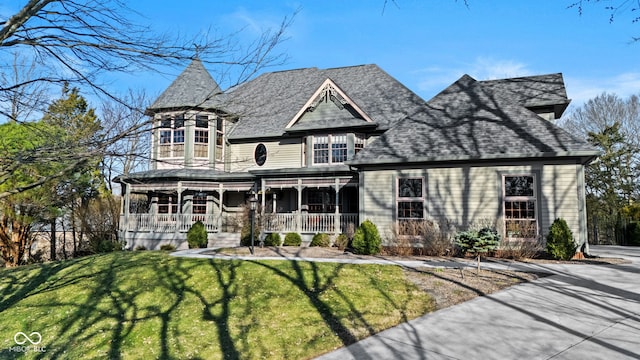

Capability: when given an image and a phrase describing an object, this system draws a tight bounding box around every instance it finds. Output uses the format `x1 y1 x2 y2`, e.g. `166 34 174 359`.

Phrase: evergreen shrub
546 218 577 260
352 220 381 255
283 232 302 246
264 233 282 247
187 221 208 248
310 233 331 247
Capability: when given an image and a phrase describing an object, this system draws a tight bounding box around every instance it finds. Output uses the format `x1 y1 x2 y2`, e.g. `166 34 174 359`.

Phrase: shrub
455 227 500 255
334 233 349 250
135 245 147 251
352 220 381 255
264 233 282 247
187 221 208 249
497 238 543 259
310 233 330 247
283 232 302 246
240 221 261 247
454 227 500 272
90 238 124 253
625 222 640 246
160 244 176 251
546 218 577 260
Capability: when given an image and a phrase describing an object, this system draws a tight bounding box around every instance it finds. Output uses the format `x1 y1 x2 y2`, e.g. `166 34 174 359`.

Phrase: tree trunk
0 213 32 267
50 217 56 261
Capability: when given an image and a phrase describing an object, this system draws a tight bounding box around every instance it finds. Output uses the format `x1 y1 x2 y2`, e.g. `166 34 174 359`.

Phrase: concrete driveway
316 246 640 360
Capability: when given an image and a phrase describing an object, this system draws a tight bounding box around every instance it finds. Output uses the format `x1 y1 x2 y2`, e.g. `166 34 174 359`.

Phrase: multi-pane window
194 116 209 158
313 136 330 164
158 115 185 158
503 175 537 239
158 194 178 214
331 134 348 163
312 134 348 164
397 177 425 235
354 134 366 156
215 118 224 161
193 194 207 214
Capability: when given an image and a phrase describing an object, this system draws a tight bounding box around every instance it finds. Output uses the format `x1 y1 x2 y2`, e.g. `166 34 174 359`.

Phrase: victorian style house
116 60 598 250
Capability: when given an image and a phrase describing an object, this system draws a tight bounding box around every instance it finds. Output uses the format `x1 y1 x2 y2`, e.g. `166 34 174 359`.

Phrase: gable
350 74 599 166
224 64 437 140
285 78 373 131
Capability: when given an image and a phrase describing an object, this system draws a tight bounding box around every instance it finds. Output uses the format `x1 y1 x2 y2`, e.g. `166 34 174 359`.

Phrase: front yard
0 250 540 359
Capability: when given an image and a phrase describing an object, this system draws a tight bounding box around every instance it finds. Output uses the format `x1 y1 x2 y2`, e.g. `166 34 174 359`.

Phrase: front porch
116 171 361 248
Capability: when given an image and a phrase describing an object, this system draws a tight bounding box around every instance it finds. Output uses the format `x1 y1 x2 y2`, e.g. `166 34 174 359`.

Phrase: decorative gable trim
285 78 373 129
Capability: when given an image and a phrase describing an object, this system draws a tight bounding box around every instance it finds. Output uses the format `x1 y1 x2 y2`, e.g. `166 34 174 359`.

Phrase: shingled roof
147 59 224 113
224 64 427 139
349 74 599 166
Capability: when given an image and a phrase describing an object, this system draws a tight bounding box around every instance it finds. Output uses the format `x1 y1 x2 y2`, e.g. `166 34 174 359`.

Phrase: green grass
0 251 434 359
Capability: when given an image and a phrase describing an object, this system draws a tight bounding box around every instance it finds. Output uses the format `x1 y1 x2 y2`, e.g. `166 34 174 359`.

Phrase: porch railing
120 212 358 235
263 213 358 234
121 214 219 233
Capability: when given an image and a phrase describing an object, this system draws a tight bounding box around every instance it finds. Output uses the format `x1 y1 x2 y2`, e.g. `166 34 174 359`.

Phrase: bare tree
561 92 640 243
100 89 151 193
569 1 640 40
0 0 292 199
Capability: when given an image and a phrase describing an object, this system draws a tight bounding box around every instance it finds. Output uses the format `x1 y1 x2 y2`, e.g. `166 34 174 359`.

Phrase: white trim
285 78 373 129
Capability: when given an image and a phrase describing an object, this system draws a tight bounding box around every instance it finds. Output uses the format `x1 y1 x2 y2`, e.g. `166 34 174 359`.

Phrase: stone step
208 232 241 249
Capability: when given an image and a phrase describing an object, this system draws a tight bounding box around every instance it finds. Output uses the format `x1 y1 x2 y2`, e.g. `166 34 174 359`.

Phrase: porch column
297 179 303 233
334 178 341 235
150 195 159 215
123 183 131 233
217 183 225 232
261 177 266 216
177 182 183 233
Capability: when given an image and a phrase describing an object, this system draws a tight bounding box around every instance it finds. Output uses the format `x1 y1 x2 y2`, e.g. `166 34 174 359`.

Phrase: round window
254 143 267 166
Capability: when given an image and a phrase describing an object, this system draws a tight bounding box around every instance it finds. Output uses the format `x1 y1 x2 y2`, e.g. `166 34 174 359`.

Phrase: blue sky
4 1 640 109
134 0 639 109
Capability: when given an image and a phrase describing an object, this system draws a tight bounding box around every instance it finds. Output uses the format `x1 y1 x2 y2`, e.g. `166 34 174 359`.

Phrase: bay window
158 115 185 158
194 116 209 158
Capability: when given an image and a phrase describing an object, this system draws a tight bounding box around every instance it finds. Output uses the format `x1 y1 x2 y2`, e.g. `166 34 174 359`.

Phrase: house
115 60 599 252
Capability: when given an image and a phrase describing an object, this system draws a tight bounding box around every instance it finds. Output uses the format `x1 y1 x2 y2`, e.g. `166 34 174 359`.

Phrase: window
307 190 336 213
313 136 329 164
312 134 348 165
397 177 424 235
503 175 537 239
158 194 178 214
194 116 209 158
331 134 348 163
158 115 185 158
215 118 224 161
354 134 366 156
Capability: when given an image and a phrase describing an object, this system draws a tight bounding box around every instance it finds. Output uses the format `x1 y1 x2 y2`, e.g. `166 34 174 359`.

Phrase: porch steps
208 232 241 249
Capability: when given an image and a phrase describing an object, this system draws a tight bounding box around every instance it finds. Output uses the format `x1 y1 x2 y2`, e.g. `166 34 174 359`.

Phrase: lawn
0 251 435 359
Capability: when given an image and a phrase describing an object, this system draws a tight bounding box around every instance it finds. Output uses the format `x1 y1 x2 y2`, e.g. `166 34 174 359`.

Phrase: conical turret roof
147 59 224 112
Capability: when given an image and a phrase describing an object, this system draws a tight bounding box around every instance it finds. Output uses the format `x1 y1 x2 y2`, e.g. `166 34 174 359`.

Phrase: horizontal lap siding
539 164 580 241
361 163 583 243
427 167 500 229
228 139 302 172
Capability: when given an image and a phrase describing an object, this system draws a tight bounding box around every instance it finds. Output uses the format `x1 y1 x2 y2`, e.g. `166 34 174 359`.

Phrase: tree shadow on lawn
0 253 426 360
